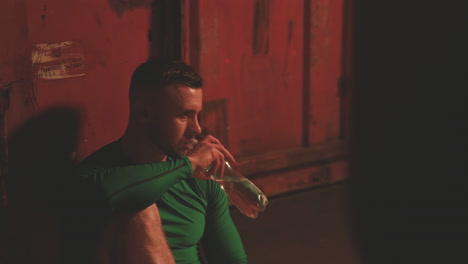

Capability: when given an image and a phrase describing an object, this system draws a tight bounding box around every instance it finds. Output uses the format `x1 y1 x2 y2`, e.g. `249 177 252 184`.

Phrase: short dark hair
129 57 203 96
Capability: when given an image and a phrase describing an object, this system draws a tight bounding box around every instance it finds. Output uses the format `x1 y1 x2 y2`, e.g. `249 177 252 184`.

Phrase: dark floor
230 182 361 264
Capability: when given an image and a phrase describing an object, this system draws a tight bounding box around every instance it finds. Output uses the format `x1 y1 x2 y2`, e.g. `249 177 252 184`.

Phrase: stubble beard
148 133 188 158
172 138 193 157
165 143 189 158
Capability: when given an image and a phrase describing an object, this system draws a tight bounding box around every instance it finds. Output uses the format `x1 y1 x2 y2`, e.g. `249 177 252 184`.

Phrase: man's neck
120 128 167 164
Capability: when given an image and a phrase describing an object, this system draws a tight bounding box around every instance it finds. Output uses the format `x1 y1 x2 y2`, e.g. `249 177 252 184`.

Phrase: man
68 58 247 264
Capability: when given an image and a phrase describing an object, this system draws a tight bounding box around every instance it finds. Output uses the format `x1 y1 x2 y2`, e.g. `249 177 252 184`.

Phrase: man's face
145 84 203 157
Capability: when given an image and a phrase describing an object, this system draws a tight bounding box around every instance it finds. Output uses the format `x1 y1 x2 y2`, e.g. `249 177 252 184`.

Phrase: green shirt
74 141 247 264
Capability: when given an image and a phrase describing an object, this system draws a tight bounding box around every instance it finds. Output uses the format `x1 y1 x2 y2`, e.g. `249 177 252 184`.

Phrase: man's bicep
202 183 248 264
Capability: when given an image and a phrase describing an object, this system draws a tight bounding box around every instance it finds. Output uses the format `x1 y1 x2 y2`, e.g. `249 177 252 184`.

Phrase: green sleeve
77 156 193 211
202 181 248 264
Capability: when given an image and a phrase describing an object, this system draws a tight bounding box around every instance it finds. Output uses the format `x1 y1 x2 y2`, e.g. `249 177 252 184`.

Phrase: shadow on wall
1 107 81 264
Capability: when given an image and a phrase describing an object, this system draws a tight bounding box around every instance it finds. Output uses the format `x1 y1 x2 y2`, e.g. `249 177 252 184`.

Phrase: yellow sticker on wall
32 41 85 80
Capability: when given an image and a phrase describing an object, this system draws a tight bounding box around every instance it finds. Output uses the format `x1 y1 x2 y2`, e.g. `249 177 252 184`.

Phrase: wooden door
182 0 353 196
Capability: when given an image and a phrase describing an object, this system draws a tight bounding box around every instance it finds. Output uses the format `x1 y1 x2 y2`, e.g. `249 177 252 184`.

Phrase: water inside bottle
192 142 270 219
214 175 268 219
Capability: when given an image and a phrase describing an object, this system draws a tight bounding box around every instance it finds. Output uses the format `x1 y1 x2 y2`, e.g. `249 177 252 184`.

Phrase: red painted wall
193 0 349 195
308 0 344 144
2 0 350 202
198 0 304 156
1 0 152 162
1 0 350 262
1 1 153 262
1 0 349 161
196 0 346 155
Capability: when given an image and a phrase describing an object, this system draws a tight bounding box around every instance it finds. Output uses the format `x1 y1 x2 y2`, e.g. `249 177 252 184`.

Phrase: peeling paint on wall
32 41 85 80
252 0 270 55
108 0 152 15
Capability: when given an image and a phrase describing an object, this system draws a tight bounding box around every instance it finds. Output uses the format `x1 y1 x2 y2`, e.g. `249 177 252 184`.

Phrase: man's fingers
187 139 236 180
214 144 236 164
199 135 236 163
226 151 236 164
203 134 221 145
206 154 220 179
218 154 225 179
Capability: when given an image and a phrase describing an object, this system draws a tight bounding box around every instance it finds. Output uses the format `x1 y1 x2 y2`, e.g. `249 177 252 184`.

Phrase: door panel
308 0 345 144
197 0 304 157
188 0 350 195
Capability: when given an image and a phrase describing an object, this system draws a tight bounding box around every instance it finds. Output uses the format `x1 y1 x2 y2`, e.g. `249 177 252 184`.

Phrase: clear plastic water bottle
210 162 269 219
188 138 268 219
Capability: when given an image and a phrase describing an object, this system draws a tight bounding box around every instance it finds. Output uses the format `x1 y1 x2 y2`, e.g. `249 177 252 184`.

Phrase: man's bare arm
97 204 175 264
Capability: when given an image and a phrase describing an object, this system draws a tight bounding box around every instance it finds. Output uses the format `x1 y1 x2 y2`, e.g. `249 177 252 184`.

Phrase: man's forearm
77 156 193 210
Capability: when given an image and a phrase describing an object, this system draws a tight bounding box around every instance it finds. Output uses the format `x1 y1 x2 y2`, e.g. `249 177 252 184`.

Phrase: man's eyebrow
181 109 198 114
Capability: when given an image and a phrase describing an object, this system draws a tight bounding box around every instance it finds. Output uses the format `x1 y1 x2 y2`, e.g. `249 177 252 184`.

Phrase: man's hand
186 135 236 180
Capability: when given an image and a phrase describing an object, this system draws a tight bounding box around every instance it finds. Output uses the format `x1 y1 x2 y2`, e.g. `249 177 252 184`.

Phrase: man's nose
189 117 202 136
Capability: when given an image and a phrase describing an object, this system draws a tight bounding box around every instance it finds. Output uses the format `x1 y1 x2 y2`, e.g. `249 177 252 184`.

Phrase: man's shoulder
186 177 225 200
79 140 129 168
